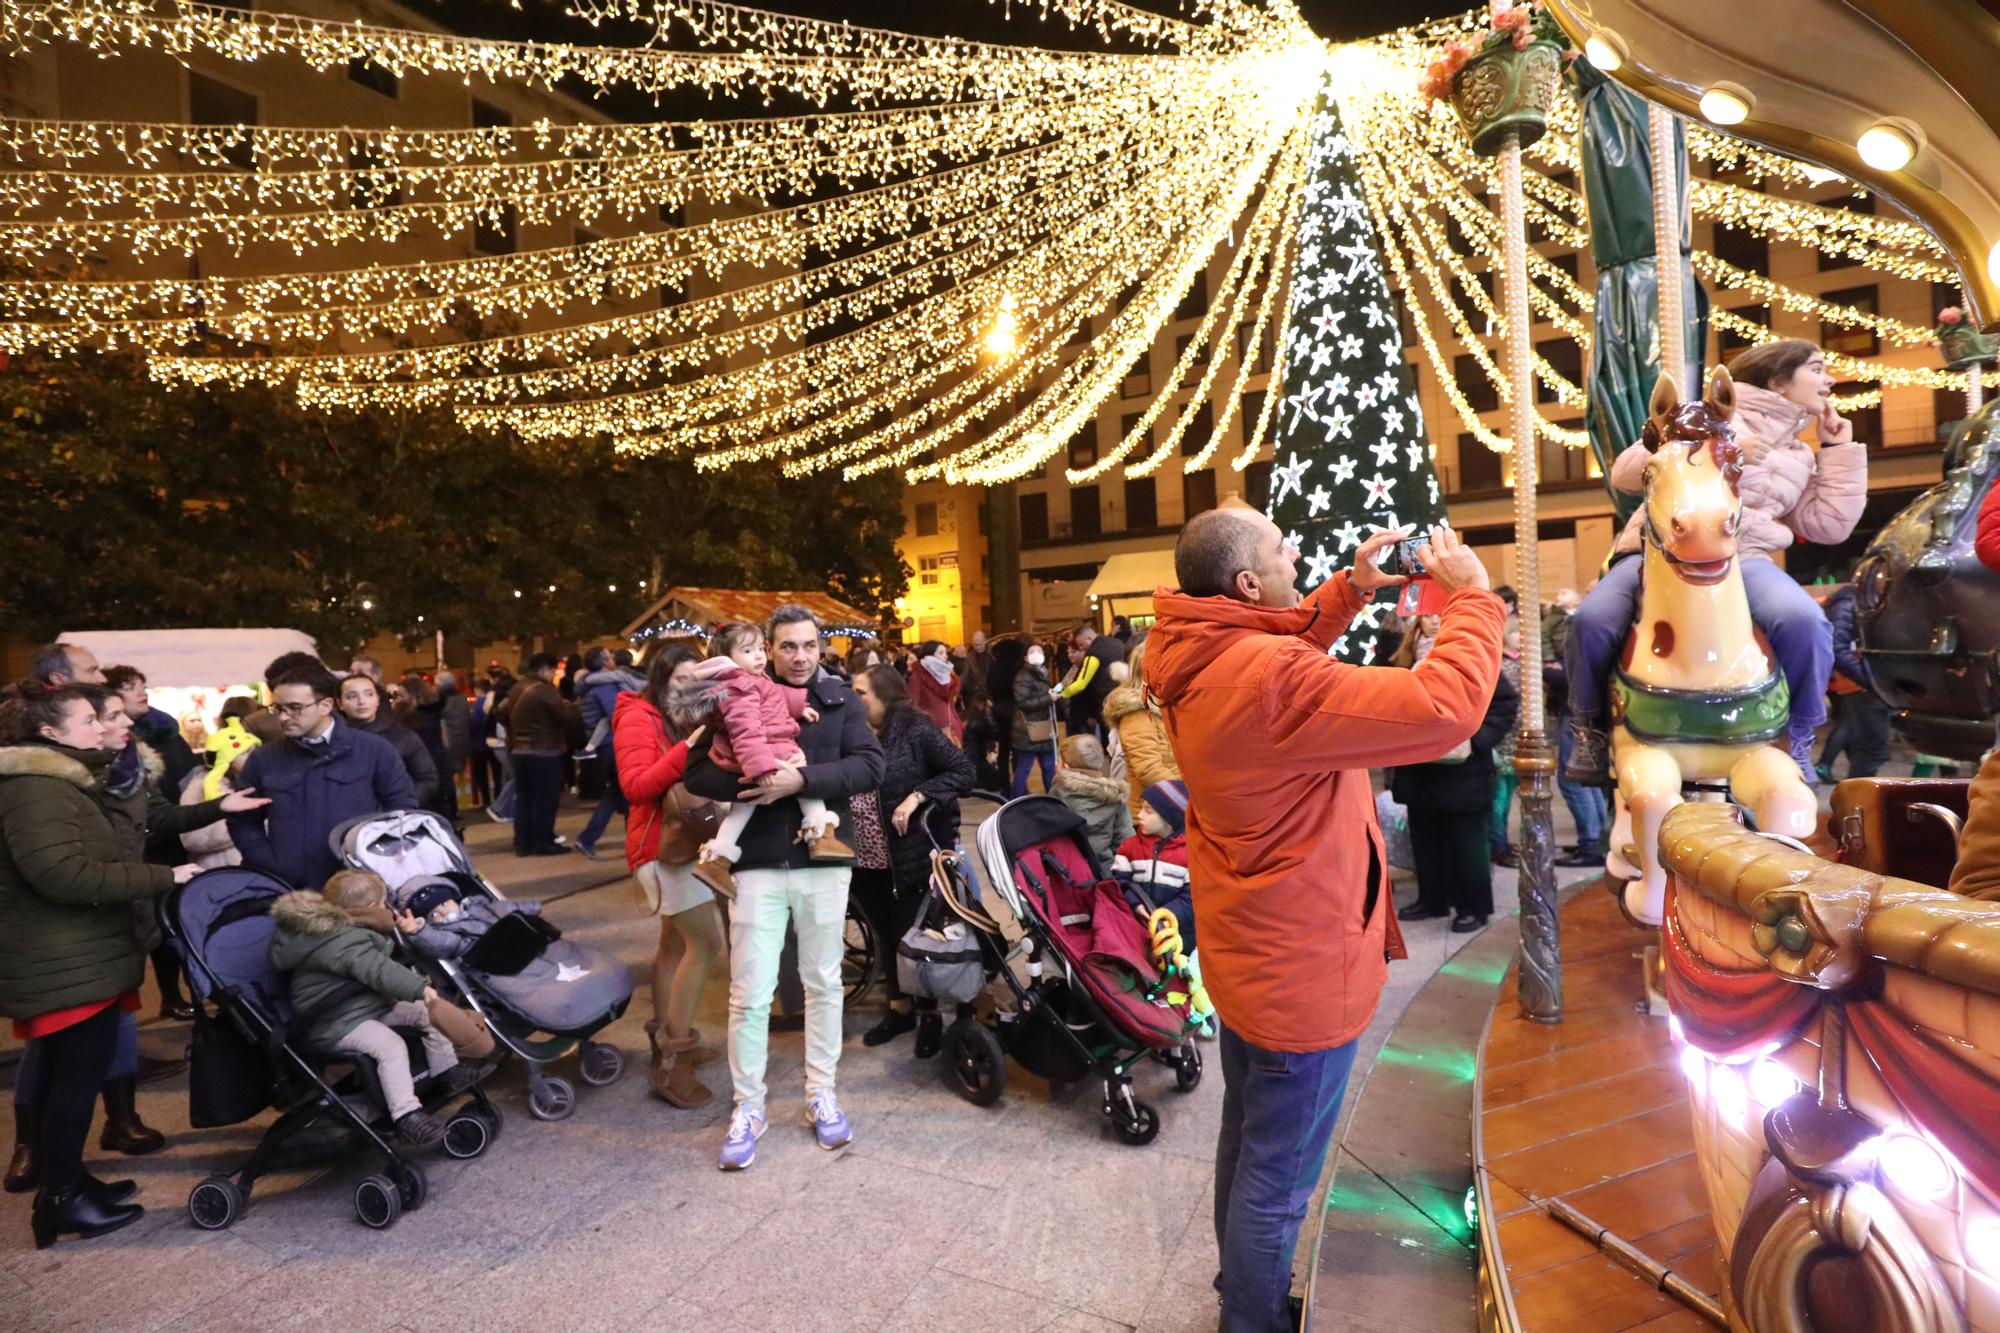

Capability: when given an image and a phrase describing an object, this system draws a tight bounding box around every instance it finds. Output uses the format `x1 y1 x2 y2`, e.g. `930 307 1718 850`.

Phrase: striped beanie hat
1141 778 1189 836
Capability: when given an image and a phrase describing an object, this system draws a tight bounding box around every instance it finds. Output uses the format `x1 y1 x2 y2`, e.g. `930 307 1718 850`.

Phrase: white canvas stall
54 629 318 690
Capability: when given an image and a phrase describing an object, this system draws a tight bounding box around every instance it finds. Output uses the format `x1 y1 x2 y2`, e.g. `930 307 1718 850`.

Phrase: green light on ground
1373 1041 1477 1083
1438 953 1511 986
1463 1185 1478 1234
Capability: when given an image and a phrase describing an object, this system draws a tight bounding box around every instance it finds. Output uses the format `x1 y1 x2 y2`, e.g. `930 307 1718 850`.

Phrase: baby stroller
334 810 632 1121
918 795 1203 1145
166 866 501 1231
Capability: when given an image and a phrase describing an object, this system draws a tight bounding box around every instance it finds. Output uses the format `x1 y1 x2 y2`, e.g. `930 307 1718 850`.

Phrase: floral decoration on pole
1419 2 1572 157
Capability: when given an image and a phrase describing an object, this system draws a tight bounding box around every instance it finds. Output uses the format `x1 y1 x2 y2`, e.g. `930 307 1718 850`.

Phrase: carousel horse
1605 367 1819 925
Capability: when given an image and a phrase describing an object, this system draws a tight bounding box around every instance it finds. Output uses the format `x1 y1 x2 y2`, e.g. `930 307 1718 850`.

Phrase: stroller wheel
528 1075 577 1121
354 1174 402 1229
394 1161 428 1212
579 1042 624 1087
444 1112 493 1160
1110 1099 1161 1147
944 1020 1007 1107
1175 1043 1203 1094
481 1099 505 1139
188 1176 244 1231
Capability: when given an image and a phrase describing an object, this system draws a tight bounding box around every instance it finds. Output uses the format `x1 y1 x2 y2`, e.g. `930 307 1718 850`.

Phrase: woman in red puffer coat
613 645 721 1110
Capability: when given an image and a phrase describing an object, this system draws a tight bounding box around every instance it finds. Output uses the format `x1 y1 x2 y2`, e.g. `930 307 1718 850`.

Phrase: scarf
918 656 953 686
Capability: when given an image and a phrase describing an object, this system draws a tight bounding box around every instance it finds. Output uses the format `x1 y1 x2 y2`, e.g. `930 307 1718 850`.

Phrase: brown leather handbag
656 782 724 867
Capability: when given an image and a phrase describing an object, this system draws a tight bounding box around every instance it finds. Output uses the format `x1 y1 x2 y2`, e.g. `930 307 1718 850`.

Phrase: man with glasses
227 666 415 890
681 604 883 1170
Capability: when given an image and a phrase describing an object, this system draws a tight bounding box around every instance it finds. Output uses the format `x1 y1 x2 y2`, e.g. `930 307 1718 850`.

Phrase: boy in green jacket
269 869 478 1146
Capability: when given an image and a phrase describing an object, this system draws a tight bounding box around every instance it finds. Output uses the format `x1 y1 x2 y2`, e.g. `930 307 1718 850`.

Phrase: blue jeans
1556 722 1608 848
1565 554 1831 738
1214 1026 1358 1332
577 750 626 851
1010 748 1054 798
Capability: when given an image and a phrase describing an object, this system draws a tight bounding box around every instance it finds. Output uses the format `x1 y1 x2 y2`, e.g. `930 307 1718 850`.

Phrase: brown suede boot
690 853 737 901
804 828 854 863
646 1030 714 1109
5 1104 38 1194
682 1026 723 1067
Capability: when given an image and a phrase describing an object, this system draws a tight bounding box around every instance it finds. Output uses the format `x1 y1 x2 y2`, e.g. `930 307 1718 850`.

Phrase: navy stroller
166 867 500 1231
334 810 632 1120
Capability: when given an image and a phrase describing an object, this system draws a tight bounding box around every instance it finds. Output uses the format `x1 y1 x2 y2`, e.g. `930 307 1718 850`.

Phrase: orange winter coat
1145 573 1505 1052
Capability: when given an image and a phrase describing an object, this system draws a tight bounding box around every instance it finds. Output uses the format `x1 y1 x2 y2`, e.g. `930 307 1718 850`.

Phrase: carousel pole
1969 363 1986 419
1649 104 1689 399
1497 128 1562 1023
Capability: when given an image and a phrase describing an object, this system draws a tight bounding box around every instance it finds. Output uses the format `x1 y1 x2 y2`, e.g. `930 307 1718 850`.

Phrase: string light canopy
0 1 1977 484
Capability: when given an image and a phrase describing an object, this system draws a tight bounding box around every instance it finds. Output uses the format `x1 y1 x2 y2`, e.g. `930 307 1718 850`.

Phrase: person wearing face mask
0 682 205 1247
1146 508 1502 1333
905 640 963 744
1009 641 1059 796
1565 340 1866 787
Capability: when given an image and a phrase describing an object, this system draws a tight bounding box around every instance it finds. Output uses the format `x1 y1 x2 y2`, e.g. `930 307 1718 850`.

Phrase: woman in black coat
1390 619 1520 934
849 664 976 1058
337 674 438 809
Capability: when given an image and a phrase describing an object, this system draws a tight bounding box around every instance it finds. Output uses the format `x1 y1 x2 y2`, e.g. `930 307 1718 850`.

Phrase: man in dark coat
1818 583 1891 781
1057 624 1126 743
227 666 415 890
682 604 884 1169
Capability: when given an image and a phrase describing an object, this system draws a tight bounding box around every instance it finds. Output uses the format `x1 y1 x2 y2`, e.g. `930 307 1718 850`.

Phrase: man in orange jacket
1147 505 1504 1332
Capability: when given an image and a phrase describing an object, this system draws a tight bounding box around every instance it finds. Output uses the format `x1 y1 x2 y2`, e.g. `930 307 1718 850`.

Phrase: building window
1535 337 1581 406
1455 432 1504 493
1245 459 1273 511
1176 270 1207 322
1124 476 1158 530
1933 386 1965 443
1240 391 1266 449
1821 285 1880 358
1071 485 1102 538
1019 492 1050 543
1816 195 1874 272
1122 367 1151 399
1709 223 1767 276
472 101 517 254
348 146 402 209
1239 322 1273 374
1831 382 1881 447
347 58 398 98
1182 468 1217 518
189 74 257 170
1718 303 1770 358
1548 250 1580 282
1068 426 1098 470
1120 412 1146 454
919 556 942 586
1180 400 1212 454
1933 282 1966 319
1454 353 1498 413
915 501 938 537
1175 334 1200 386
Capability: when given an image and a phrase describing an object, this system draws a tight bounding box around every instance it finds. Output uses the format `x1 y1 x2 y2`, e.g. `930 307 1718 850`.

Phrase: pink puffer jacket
673 658 807 782
1608 382 1867 560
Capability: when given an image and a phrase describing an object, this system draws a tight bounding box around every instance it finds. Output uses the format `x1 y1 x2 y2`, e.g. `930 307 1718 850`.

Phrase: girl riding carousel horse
1564 339 1867 788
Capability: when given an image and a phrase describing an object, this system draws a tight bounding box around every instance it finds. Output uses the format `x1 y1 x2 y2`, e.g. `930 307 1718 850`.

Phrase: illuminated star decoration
1262 81 1446 665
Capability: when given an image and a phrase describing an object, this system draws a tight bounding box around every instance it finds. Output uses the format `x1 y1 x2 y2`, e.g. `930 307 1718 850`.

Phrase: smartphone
1377 537 1429 578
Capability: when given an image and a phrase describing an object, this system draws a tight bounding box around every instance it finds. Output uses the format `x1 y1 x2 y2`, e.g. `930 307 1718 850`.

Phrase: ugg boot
681 1026 723 1067
691 851 738 901
645 1023 714 1108
804 827 855 863
5 1103 38 1194
98 1078 166 1156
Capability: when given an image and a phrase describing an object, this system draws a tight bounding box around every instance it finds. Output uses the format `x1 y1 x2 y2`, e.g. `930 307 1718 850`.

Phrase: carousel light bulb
1709 1062 1746 1123
1698 84 1753 127
1879 1133 1953 1200
1856 122 1918 172
1678 1044 1707 1090
1748 1057 1798 1109
1582 31 1625 73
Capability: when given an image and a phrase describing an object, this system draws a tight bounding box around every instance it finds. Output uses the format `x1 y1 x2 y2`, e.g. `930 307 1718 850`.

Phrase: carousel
1435 3 2000 1331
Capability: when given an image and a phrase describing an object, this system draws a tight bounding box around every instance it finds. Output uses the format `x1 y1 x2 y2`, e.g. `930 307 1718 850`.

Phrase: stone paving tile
935 1149 1209 1328
878 1271 1121 1333
673 1152 992 1333
7 1221 280 1333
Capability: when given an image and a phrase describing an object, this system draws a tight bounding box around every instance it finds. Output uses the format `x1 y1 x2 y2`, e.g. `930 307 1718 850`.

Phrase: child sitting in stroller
270 869 486 1147
1111 779 1194 951
673 621 853 898
394 879 542 959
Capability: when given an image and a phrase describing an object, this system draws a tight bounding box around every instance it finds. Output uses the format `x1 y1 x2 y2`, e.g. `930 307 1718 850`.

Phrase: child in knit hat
1111 778 1193 952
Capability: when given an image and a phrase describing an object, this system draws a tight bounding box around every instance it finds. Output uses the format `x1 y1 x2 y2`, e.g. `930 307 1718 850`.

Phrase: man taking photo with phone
1145 503 1505 1332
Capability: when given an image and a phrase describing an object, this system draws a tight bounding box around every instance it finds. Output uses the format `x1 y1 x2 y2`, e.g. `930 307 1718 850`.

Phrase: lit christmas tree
1267 86 1447 664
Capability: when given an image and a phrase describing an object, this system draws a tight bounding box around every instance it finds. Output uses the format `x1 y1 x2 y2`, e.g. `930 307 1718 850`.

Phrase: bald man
1146 505 1504 1332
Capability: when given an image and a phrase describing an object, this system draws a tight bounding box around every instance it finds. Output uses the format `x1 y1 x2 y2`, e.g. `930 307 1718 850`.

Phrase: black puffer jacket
358 715 439 808
1391 671 1520 813
0 743 172 1020
870 708 977 895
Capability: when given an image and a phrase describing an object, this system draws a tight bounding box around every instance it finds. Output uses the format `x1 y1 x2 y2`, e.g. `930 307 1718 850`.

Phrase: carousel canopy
618 588 878 642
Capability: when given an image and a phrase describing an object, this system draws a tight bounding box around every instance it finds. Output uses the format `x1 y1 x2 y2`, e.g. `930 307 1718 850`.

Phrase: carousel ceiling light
1856 121 1920 173
1697 84 1754 127
1581 30 1625 73
1879 1133 1953 1200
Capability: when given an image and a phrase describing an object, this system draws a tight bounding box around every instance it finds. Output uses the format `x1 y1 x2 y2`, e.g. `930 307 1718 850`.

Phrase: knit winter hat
405 880 461 919
1140 779 1189 836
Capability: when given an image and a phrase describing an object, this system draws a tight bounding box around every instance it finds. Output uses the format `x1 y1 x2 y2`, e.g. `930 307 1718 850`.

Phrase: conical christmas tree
1266 86 1447 664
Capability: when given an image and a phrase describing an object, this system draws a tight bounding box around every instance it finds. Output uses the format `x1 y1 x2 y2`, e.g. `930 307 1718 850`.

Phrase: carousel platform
1473 888 1724 1332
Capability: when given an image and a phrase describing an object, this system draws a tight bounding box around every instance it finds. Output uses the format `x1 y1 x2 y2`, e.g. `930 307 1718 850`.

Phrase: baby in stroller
395 878 543 959
672 620 853 898
269 869 487 1148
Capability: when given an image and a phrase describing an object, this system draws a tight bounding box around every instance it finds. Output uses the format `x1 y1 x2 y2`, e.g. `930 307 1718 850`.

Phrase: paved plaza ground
0 791 1607 1332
